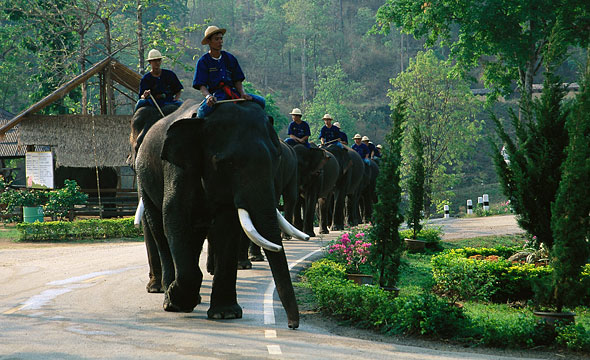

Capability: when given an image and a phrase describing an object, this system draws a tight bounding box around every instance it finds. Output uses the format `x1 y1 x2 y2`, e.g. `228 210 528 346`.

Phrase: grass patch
443 234 527 249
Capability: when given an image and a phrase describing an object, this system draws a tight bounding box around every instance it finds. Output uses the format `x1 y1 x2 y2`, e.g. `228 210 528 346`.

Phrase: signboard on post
25 151 54 189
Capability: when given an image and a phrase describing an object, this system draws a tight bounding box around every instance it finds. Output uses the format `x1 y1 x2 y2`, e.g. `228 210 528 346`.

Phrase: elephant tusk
237 208 283 252
276 209 310 241
134 197 144 228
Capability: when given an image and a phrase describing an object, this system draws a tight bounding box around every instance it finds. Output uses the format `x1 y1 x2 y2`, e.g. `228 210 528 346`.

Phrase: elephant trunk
251 208 300 329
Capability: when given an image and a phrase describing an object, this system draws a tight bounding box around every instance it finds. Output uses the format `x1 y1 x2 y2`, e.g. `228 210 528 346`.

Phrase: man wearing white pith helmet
319 114 341 147
192 26 265 118
333 121 348 145
362 135 377 159
352 134 370 164
285 108 311 147
135 49 184 112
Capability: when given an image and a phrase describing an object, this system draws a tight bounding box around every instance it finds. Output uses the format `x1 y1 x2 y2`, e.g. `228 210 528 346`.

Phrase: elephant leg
331 188 346 230
318 197 330 234
293 196 304 230
208 207 242 320
248 240 264 262
143 219 164 293
141 196 175 291
161 184 206 313
238 233 253 269
264 248 300 329
303 194 317 237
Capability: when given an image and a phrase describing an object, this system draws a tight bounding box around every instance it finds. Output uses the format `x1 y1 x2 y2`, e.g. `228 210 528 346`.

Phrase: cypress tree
490 72 570 249
550 59 590 312
406 125 425 239
370 101 405 288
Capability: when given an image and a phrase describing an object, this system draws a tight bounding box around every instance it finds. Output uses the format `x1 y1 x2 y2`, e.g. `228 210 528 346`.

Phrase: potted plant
404 125 426 251
328 230 373 285
368 102 405 294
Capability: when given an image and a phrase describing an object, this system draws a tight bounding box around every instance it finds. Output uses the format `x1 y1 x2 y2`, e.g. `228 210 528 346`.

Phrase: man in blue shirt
362 136 377 159
319 114 341 146
135 49 183 112
352 134 370 165
285 108 311 147
192 26 265 118
333 121 348 145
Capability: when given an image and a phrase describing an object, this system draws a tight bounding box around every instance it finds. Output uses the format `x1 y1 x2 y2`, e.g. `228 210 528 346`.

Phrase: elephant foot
163 281 201 313
288 318 300 329
237 259 252 270
319 228 329 235
249 253 265 262
305 230 316 238
282 233 292 241
331 224 344 231
146 277 164 293
207 303 243 320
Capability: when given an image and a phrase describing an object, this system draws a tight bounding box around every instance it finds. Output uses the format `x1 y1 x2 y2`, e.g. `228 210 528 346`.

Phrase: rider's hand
142 90 151 99
241 93 252 101
206 94 217 106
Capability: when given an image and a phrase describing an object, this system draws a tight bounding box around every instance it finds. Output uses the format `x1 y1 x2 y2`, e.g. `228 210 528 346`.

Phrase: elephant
322 143 364 230
291 144 340 236
135 98 302 328
237 140 303 268
129 104 180 167
358 159 379 224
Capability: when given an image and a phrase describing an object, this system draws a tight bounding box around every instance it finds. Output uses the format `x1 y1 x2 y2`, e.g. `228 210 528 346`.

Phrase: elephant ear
161 116 203 169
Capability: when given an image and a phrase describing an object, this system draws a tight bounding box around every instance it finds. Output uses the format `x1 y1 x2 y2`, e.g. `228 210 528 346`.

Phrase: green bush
16 217 142 241
301 256 590 352
431 248 590 303
44 179 88 220
399 227 442 244
303 259 467 338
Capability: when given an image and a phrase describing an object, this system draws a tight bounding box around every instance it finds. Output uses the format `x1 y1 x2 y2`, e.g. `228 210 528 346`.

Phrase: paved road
1 216 536 359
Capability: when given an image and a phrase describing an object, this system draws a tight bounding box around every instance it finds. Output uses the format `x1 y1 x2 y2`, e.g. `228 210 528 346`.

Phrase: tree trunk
79 32 87 115
102 17 115 115
301 36 307 104
137 0 145 75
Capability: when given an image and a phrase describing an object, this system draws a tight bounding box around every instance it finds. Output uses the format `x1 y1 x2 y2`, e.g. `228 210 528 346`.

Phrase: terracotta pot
404 238 426 251
533 311 576 325
347 273 374 286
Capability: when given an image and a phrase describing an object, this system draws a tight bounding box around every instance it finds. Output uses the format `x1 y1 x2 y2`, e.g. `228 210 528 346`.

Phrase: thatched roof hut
0 57 140 168
18 115 131 168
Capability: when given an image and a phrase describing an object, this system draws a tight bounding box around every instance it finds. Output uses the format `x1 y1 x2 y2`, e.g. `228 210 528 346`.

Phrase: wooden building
0 57 142 215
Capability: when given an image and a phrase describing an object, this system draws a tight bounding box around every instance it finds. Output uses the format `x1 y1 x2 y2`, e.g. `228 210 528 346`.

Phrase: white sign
25 151 54 189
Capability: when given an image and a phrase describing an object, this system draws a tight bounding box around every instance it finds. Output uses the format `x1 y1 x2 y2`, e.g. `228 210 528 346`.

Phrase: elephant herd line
129 99 379 328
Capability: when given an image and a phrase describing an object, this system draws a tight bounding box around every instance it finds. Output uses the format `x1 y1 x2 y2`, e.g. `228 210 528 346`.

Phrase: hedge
302 258 590 352
431 247 590 303
16 217 142 241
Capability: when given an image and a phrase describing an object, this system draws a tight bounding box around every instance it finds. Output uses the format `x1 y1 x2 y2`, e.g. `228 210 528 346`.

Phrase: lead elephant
136 99 301 328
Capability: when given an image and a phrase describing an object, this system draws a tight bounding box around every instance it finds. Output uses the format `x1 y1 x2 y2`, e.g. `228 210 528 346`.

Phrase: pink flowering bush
328 228 372 273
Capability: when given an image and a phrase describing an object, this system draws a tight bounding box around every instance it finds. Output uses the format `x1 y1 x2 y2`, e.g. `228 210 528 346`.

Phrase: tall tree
304 63 364 140
374 0 590 103
389 50 482 214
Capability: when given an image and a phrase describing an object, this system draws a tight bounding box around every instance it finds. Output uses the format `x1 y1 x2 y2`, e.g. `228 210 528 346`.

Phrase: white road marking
265 330 277 338
5 266 142 314
263 248 323 325
267 345 282 355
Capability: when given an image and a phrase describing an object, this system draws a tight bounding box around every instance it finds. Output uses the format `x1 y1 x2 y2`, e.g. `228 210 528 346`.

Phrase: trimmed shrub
16 217 142 241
